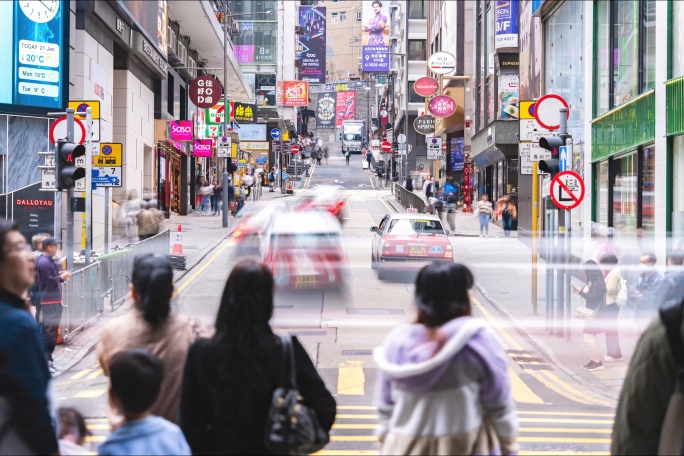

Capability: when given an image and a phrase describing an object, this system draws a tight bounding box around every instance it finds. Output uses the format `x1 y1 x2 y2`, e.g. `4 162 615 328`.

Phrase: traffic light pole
555 107 569 339
564 137 573 342
65 108 75 272
85 108 92 266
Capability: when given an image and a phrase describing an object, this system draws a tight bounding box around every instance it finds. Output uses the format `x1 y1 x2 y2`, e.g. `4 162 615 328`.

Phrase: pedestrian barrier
393 183 426 213
61 229 171 342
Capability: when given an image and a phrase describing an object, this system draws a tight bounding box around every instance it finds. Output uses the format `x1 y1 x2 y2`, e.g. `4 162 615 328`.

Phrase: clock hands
39 0 54 13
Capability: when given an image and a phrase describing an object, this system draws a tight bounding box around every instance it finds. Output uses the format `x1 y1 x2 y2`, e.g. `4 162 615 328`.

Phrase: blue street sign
559 145 568 172
271 128 281 139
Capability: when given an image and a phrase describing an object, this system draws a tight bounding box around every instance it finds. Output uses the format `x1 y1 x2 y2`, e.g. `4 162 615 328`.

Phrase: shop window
673 136 684 238
612 152 638 236
507 159 518 194
408 40 426 61
408 82 423 103
597 160 610 227
641 146 655 233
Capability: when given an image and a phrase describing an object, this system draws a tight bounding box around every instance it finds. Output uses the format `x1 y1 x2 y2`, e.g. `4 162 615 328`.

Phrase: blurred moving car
295 185 348 224
261 211 346 289
230 202 290 254
371 213 453 279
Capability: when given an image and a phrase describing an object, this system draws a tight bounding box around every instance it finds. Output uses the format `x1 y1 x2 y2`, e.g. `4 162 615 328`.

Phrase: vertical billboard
335 91 357 127
499 74 519 120
495 0 519 49
0 0 69 111
119 0 168 55
361 1 390 72
298 6 326 83
316 92 337 128
449 137 465 172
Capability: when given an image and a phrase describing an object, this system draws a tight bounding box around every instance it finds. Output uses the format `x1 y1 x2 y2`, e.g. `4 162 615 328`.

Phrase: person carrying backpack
345 150 351 165
268 168 276 192
612 297 684 455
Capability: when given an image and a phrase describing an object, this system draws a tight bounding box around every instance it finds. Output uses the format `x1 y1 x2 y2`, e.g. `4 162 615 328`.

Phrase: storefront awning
472 147 505 168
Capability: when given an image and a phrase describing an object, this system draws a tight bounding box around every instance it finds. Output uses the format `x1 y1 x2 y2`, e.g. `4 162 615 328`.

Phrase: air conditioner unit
167 28 177 54
187 57 196 77
177 42 188 65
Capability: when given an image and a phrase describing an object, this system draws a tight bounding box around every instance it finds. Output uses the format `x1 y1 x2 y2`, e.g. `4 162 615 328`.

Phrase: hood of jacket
374 316 491 393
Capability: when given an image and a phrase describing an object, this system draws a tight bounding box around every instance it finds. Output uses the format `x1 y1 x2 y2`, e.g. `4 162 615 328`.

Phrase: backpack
268 172 275 182
616 277 629 307
657 300 684 455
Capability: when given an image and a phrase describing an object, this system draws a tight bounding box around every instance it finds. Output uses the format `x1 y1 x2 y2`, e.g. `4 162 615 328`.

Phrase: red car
294 185 348 224
371 213 453 279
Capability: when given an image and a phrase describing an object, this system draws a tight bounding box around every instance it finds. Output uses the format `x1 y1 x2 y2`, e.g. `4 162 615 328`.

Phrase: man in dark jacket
0 221 59 455
631 253 663 326
36 237 69 372
652 251 684 308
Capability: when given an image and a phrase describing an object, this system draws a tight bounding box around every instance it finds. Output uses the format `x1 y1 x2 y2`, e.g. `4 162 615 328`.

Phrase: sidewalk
391 192 629 402
53 188 290 375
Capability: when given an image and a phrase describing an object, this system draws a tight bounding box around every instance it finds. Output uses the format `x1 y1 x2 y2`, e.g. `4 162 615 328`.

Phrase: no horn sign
549 171 585 210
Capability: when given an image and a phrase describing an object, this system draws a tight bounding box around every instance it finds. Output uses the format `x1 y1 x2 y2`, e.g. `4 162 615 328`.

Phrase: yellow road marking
330 436 376 442
92 361 100 368
73 389 108 399
471 296 519 350
518 436 611 444
519 410 614 417
174 240 232 295
519 417 613 425
538 370 614 407
86 424 110 430
304 162 316 189
85 369 103 380
520 427 611 434
337 405 377 410
521 453 608 456
336 414 378 419
85 436 106 443
333 424 377 430
509 367 545 404
369 176 376 190
70 369 92 380
378 196 395 214
85 418 108 422
337 361 365 395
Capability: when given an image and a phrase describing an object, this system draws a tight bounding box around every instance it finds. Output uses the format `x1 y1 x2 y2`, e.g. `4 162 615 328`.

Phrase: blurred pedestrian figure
147 200 164 233
630 252 663 329
211 180 222 216
374 263 518 455
305 155 312 177
423 176 435 199
136 202 153 241
404 175 414 192
652 251 684 306
446 192 457 233
98 254 205 429
199 178 214 215
572 260 608 372
58 407 90 455
476 194 493 238
37 237 70 373
345 149 351 165
599 252 623 362
98 349 191 456
268 167 276 192
497 196 517 238
366 147 373 172
316 147 323 165
0 221 58 455
28 232 49 321
434 192 446 225
123 190 141 242
324 146 329 164
180 260 336 454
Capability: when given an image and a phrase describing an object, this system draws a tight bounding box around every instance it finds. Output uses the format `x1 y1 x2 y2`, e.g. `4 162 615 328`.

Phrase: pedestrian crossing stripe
314 452 608 456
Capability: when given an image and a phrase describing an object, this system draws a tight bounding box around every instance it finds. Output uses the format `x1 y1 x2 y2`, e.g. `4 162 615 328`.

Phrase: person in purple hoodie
374 263 518 455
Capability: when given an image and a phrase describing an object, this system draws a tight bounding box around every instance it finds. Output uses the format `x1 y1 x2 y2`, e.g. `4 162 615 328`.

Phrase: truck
341 120 365 154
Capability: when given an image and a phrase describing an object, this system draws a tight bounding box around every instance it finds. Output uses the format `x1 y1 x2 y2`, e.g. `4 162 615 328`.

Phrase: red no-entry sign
550 171 585 210
292 144 299 154
381 141 392 152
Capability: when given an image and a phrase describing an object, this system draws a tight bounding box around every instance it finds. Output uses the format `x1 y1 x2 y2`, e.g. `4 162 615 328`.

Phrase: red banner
335 91 357 127
282 81 309 106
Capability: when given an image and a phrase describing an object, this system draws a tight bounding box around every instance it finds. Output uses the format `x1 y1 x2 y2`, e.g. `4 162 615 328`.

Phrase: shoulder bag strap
285 336 298 389
660 300 684 380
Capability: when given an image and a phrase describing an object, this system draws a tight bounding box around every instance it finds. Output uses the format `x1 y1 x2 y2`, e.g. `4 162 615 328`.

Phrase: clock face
20 0 59 24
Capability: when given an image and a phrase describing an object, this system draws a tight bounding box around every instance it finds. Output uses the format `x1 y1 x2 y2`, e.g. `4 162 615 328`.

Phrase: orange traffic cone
172 225 184 254
56 324 64 345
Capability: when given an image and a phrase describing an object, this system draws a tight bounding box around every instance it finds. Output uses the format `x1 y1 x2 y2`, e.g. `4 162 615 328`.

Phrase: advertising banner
316 92 337 129
362 1 390 72
0 1 68 110
168 120 193 141
120 0 168 55
238 124 267 141
449 137 465 172
335 91 357 128
297 6 326 83
193 139 212 157
11 183 54 244
282 81 309 106
234 45 255 63
233 102 256 123
206 100 231 125
498 74 519 120
495 0 519 49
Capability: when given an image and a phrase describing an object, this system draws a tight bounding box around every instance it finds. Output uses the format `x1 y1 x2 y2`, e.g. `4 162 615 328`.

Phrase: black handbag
264 336 329 455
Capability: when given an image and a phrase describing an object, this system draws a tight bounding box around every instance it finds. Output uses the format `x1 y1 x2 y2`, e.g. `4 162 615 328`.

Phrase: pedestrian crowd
121 189 164 242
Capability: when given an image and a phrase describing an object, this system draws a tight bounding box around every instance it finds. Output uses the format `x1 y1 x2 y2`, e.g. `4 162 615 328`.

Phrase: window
409 0 426 19
331 13 338 24
356 11 362 22
408 82 423 103
673 137 684 238
612 152 638 235
594 0 656 116
408 40 426 60
340 12 346 23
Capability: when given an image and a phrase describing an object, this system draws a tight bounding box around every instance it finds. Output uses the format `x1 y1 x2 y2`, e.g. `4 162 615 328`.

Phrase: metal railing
62 229 171 341
393 183 426 213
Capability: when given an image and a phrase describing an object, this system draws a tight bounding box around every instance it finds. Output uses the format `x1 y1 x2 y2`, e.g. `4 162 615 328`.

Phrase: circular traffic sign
427 52 456 75
397 134 406 144
102 145 113 155
271 128 281 139
381 141 392 152
49 116 86 146
291 144 299 154
534 94 569 131
549 171 585 210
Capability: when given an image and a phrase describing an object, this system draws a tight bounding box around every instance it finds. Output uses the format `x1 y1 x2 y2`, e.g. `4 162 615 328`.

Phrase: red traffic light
539 136 564 159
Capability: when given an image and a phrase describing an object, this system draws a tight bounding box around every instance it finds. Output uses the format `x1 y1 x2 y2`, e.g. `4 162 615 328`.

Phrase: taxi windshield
386 219 444 236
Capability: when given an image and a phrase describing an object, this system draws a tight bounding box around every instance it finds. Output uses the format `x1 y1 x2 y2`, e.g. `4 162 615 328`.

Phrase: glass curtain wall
673 137 684 239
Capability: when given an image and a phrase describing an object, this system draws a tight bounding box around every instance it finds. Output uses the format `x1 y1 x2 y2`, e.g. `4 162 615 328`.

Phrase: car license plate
410 246 426 256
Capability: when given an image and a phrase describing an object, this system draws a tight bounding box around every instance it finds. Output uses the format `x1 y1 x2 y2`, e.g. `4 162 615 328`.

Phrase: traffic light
227 157 237 173
55 140 86 190
538 136 564 177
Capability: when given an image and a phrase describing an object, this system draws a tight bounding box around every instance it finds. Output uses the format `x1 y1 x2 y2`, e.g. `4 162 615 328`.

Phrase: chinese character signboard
282 81 309 106
189 75 223 109
297 6 326 83
233 102 256 123
495 0 519 50
335 91 357 128
428 95 457 118
362 1 390 72
316 92 337 129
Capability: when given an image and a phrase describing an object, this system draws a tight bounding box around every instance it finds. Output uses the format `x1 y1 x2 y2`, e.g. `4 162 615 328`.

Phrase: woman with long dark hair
572 260 608 372
374 263 518 455
179 260 336 455
97 253 205 429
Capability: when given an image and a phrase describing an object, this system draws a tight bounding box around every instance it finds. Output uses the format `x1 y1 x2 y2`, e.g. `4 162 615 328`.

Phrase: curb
474 282 620 403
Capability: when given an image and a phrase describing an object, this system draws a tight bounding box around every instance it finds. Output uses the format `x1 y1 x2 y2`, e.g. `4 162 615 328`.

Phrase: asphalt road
54 154 614 455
